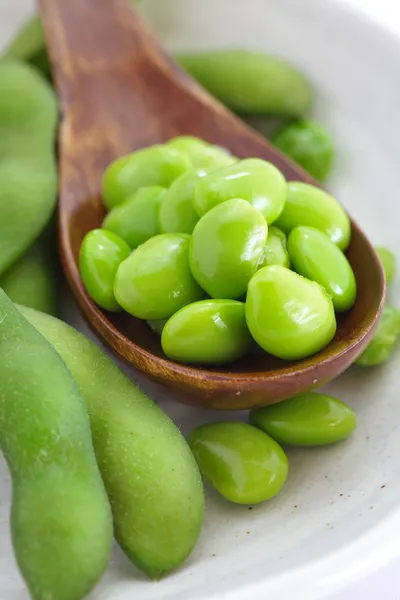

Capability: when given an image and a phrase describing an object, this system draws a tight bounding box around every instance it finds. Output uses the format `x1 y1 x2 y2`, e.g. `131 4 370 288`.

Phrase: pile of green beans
80 135 353 364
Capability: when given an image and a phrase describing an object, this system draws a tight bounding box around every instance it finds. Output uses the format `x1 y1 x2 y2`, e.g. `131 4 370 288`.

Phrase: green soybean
190 198 268 299
103 185 166 248
176 49 312 117
246 265 337 360
147 319 168 336
356 305 400 367
258 226 290 269
115 233 204 319
102 145 192 210
375 246 396 285
159 169 207 234
288 226 356 312
271 120 334 182
167 136 236 169
189 422 288 504
0 229 59 315
194 158 286 224
0 62 58 276
275 182 351 251
161 300 252 365
79 229 131 312
250 392 357 446
21 305 205 580
0 291 112 600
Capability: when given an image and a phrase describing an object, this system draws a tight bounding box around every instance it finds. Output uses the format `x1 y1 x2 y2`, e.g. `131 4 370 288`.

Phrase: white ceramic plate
1 0 400 598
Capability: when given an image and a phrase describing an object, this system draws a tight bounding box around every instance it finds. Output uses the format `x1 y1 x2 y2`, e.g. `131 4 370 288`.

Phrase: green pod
103 185 166 248
21 306 205 580
114 233 204 319
102 145 192 210
275 182 351 251
0 228 59 315
176 49 312 117
246 265 337 360
0 16 50 76
158 169 207 234
194 158 286 223
356 305 400 367
161 299 252 365
258 226 290 269
190 198 268 299
271 120 335 182
0 291 112 600
79 229 131 312
250 392 357 446
288 226 357 312
0 62 58 276
189 422 288 504
167 136 236 169
375 246 396 285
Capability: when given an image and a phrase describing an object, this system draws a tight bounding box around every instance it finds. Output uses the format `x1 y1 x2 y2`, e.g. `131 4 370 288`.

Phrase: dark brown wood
38 0 386 410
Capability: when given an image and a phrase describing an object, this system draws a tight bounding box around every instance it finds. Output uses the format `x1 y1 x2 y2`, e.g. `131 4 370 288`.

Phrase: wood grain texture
38 0 386 410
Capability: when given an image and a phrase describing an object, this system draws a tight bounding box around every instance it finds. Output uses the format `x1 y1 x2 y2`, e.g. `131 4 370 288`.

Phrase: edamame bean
0 291 112 600
158 169 207 234
161 300 252 365
194 158 286 223
190 199 268 299
375 246 396 285
21 305 205 579
147 319 167 336
189 422 288 504
79 229 130 312
0 62 58 276
258 226 290 269
250 392 357 446
176 49 312 117
167 136 236 169
275 182 351 251
114 233 204 319
102 145 192 210
288 226 356 312
103 186 165 248
0 229 59 315
271 120 334 182
246 265 337 360
356 305 400 367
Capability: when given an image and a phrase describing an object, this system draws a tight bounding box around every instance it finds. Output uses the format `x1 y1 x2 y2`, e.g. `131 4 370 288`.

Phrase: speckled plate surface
1 0 400 598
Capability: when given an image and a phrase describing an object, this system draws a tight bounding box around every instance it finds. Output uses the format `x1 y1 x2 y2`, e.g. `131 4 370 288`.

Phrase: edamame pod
21 306 205 579
356 305 400 367
0 229 59 315
0 62 58 276
275 182 351 251
176 49 312 117
0 291 112 600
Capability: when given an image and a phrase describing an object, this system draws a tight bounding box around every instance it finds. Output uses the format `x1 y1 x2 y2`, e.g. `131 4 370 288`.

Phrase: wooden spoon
38 0 385 410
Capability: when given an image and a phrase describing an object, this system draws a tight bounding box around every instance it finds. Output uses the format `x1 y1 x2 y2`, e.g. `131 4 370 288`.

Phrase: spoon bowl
38 0 385 410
